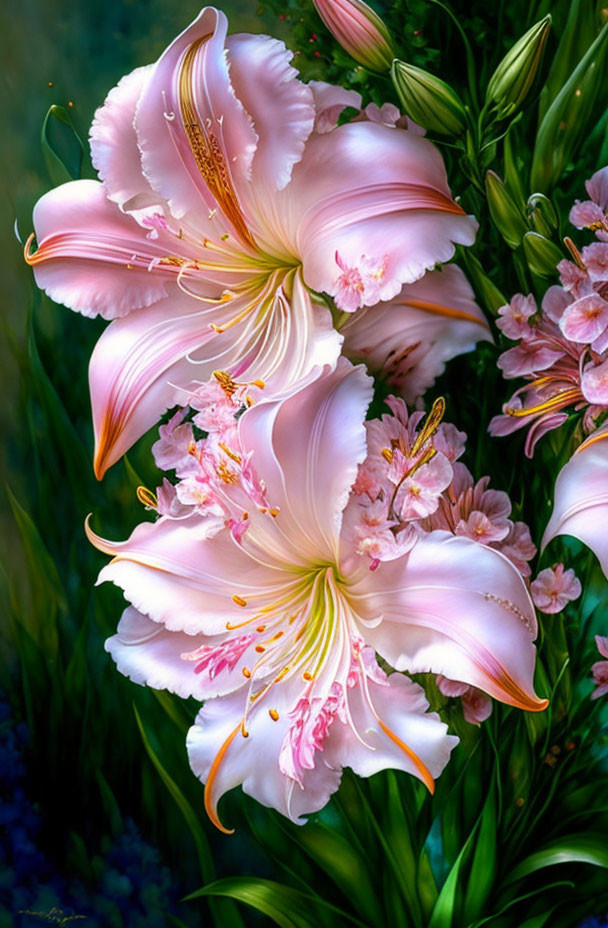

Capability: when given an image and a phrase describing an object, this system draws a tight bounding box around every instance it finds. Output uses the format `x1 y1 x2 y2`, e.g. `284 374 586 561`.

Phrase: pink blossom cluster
346 394 536 577
490 167 608 456
145 371 271 542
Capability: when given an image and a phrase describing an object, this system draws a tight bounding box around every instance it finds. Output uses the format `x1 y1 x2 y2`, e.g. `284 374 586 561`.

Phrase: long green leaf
507 833 608 883
134 706 244 928
185 877 360 928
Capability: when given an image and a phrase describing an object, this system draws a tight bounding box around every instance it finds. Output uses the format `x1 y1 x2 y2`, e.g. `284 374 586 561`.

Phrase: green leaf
531 19 608 192
507 833 608 883
41 104 85 184
7 486 64 659
134 705 245 928
185 877 359 928
462 781 497 922
428 838 470 928
283 821 381 925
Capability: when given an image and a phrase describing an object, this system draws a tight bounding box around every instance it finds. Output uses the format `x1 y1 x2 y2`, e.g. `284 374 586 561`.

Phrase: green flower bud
462 251 507 317
390 60 468 137
485 15 552 120
485 171 528 249
531 19 608 193
527 193 558 237
523 231 563 278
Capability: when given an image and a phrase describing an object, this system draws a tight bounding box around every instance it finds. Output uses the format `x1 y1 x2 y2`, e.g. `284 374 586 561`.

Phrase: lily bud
312 0 394 72
523 232 563 278
485 15 551 119
485 171 528 249
527 193 558 238
391 60 468 136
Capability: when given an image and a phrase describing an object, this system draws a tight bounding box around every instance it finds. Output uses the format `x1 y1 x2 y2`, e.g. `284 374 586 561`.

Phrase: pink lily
436 676 493 725
342 264 491 405
88 361 546 829
25 7 475 478
542 427 608 579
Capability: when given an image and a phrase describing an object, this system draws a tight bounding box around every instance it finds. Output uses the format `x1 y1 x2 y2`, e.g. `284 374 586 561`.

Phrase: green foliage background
1 0 608 925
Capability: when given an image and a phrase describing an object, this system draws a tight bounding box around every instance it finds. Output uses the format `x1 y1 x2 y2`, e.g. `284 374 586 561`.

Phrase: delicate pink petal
530 564 582 614
284 122 477 305
104 606 254 699
89 290 220 477
542 431 608 578
587 167 608 211
90 270 341 476
596 635 608 660
87 513 279 635
496 294 537 340
26 180 179 319
581 358 608 405
187 684 342 828
226 34 315 191
90 66 158 209
559 293 608 344
582 243 608 283
342 265 490 403
324 672 457 786
542 285 571 324
309 80 362 133
497 341 564 377
238 359 373 564
347 531 547 711
135 7 257 238
461 688 492 724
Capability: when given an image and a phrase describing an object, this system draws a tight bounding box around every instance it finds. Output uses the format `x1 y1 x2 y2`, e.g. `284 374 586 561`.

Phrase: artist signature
18 907 86 925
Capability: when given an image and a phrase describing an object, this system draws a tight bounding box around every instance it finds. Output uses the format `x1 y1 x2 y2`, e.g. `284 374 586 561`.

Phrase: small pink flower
496 294 537 340
591 635 608 700
581 358 608 405
581 243 608 283
560 293 608 344
530 563 582 614
436 675 492 725
152 410 197 474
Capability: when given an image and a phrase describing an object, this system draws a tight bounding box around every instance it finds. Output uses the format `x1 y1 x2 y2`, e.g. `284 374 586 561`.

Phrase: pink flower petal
105 606 255 699
87 513 277 635
542 430 608 579
349 532 547 711
27 180 178 319
226 34 315 191
286 121 477 305
187 683 342 828
342 265 490 403
324 672 457 785
559 292 608 344
238 359 373 564
89 65 157 209
581 357 608 405
309 80 362 133
135 7 257 237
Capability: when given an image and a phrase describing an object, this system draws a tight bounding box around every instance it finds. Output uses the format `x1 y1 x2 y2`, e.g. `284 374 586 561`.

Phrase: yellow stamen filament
219 443 242 464
506 387 582 417
381 448 393 463
406 297 486 326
